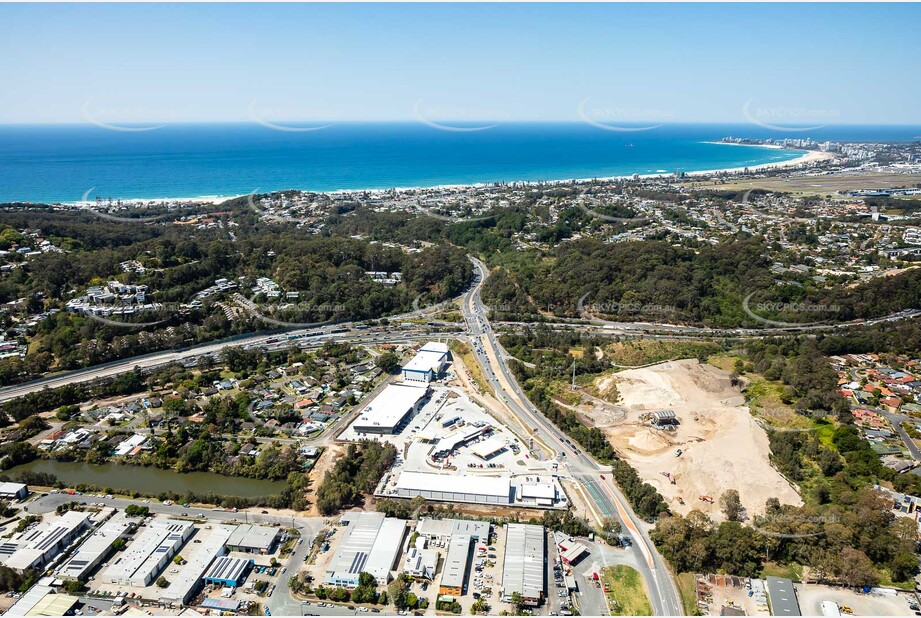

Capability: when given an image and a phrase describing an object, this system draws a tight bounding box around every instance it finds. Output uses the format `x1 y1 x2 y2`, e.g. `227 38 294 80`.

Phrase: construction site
588 359 802 518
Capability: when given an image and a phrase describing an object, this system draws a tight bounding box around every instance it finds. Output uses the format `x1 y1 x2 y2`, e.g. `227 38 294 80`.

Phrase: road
461 257 683 616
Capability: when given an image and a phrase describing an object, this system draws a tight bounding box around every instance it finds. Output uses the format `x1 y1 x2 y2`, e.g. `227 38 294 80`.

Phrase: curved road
462 257 683 616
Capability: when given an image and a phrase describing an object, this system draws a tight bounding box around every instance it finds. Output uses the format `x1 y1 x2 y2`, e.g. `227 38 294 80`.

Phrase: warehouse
0 481 28 500
402 547 438 580
519 482 558 507
159 524 236 606
4 510 93 572
103 518 194 587
402 342 449 384
438 535 472 596
501 524 546 606
226 524 279 555
415 518 490 544
5 585 79 617
203 556 254 587
326 512 407 588
765 576 801 616
393 471 511 505
57 511 134 581
352 383 429 435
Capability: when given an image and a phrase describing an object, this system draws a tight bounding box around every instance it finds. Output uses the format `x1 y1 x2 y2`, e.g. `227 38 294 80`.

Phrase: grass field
603 565 653 616
680 171 921 197
761 561 804 581
675 572 700 616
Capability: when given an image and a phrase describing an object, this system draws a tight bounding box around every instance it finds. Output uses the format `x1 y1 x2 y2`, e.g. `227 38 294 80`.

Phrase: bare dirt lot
795 583 917 616
594 359 802 519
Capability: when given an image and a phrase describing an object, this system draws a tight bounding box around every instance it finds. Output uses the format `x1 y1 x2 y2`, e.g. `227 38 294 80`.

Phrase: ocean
0 122 918 203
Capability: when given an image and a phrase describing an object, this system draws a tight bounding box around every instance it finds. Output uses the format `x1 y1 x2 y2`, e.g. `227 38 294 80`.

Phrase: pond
5 459 287 498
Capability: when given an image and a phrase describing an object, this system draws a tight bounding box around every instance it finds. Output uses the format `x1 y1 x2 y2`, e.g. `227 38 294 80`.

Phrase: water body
0 122 917 204
6 459 286 498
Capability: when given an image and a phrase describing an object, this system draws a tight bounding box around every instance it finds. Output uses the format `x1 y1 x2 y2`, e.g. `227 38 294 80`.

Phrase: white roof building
393 471 510 505
501 524 546 605
352 383 428 435
57 511 133 581
4 510 93 572
402 342 449 384
102 518 194 587
326 512 407 588
159 524 236 606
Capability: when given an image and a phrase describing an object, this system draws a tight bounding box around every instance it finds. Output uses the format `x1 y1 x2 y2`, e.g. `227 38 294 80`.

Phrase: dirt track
594 359 802 519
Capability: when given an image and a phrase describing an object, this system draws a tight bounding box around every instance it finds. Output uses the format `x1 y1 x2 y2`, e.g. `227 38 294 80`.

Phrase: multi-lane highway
461 257 683 616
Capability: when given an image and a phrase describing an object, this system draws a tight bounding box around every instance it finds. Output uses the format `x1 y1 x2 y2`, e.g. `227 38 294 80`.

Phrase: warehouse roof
396 471 510 498
328 512 407 584
766 576 801 616
472 436 507 459
503 524 545 602
57 511 133 580
440 535 471 589
354 384 427 430
227 524 278 551
203 556 251 583
159 525 236 604
403 343 448 375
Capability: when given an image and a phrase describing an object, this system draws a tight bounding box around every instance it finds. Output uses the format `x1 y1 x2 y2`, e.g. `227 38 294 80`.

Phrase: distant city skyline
1 3 919 125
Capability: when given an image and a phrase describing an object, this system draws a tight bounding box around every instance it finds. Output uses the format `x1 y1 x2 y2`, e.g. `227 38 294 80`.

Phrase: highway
461 257 683 616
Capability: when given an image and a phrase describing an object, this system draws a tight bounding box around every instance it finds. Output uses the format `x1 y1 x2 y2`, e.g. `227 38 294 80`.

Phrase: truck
821 601 841 617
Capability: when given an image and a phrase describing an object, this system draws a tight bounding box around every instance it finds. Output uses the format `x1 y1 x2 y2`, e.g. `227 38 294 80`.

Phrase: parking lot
795 583 920 616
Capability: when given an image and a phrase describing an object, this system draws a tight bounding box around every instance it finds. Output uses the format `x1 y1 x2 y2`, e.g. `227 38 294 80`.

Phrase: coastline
52 143 829 207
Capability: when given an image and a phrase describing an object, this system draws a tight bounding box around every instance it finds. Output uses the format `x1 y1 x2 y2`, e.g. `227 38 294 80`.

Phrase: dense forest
0 204 473 386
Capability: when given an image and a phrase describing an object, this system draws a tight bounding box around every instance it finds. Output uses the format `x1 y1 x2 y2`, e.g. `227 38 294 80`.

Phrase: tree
156 576 169 588
720 489 744 522
112 538 127 551
374 351 401 373
472 598 491 614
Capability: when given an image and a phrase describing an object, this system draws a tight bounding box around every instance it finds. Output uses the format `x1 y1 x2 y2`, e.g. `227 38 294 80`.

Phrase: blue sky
1 3 919 124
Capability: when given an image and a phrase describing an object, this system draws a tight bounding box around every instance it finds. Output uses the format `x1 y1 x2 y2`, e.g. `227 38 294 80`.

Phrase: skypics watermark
577 98 674 132
81 100 174 132
248 101 336 133
742 98 840 132
742 292 841 328
577 293 679 320
752 512 840 539
412 99 508 133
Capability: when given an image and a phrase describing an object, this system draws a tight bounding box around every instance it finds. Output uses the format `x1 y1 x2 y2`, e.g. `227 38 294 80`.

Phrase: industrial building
0 481 28 500
202 556 254 588
159 524 236 606
501 524 546 606
765 576 801 616
326 512 407 588
5 585 79 617
226 524 280 554
103 518 194 587
401 342 449 384
402 546 438 580
393 471 511 505
414 518 489 544
519 482 558 507
439 534 473 596
352 383 430 435
3 510 93 572
57 511 134 581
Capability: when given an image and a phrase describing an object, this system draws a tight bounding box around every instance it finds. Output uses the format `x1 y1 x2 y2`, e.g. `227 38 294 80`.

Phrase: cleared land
680 171 921 197
603 565 652 616
594 359 802 518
